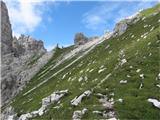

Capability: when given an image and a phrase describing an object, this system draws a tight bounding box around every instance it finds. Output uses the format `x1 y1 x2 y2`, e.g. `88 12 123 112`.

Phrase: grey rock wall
74 33 88 46
0 1 52 107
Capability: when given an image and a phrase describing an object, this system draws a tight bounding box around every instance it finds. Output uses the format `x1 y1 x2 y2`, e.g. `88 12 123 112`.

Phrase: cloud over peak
4 0 49 36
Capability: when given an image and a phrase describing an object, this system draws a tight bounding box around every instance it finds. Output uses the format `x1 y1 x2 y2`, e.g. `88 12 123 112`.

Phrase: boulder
148 98 160 109
74 33 88 46
17 90 69 119
71 90 92 106
113 12 140 37
113 21 128 36
72 108 88 120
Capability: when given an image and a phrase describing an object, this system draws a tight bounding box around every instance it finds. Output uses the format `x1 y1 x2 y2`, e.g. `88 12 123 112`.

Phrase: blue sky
5 0 159 51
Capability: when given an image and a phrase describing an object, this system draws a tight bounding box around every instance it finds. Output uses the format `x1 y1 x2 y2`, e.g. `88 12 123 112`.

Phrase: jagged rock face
113 14 140 37
12 37 25 57
1 1 13 55
0 1 50 107
74 33 88 46
113 21 128 36
1 1 15 106
12 35 46 57
17 35 46 53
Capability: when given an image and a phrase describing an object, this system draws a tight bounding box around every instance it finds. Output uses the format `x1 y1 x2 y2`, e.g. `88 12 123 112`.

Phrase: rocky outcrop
0 1 52 107
113 21 128 36
74 33 88 46
71 90 92 106
113 12 140 37
72 108 88 120
1 1 13 55
12 35 46 57
5 90 68 120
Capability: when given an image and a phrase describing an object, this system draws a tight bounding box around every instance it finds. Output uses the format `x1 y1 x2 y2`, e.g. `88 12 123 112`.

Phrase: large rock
72 108 88 120
113 12 140 37
113 21 128 36
74 33 88 46
71 90 92 106
1 0 15 106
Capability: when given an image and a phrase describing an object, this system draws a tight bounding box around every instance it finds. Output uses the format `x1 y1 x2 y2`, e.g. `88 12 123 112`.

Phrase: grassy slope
140 4 160 17
11 5 160 120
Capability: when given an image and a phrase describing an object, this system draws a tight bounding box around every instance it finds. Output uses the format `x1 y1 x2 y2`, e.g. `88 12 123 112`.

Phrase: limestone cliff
74 33 88 46
0 1 52 106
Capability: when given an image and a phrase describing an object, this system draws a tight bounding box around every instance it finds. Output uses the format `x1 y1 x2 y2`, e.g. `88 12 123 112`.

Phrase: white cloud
4 0 52 36
82 3 121 31
82 1 158 31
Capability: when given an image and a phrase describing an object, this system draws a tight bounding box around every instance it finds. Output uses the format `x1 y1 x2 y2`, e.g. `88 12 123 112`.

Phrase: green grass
140 3 160 17
11 5 160 120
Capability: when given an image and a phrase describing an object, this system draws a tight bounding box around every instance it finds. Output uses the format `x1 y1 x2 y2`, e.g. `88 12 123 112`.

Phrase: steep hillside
4 4 160 120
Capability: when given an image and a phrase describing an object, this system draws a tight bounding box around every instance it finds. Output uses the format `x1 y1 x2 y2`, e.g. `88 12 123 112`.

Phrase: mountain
1 1 53 108
1 1 160 120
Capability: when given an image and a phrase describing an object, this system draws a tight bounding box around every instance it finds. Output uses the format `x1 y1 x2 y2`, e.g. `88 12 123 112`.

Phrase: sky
4 0 160 51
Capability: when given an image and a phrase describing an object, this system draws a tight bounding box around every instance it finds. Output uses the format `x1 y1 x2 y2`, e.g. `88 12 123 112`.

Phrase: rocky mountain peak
12 34 46 56
1 1 50 107
74 32 88 46
1 1 13 55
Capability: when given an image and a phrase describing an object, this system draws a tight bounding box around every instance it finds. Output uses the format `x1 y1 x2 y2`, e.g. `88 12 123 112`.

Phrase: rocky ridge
1 1 53 107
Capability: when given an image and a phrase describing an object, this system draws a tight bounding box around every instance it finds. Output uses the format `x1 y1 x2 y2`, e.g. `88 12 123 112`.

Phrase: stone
71 90 92 106
113 12 139 37
136 69 141 73
117 98 123 103
158 73 160 80
113 21 128 36
140 74 144 79
103 111 115 118
120 59 127 66
92 111 102 115
120 80 127 84
17 90 68 119
72 108 88 120
18 113 32 120
102 101 113 109
74 33 88 46
148 98 160 109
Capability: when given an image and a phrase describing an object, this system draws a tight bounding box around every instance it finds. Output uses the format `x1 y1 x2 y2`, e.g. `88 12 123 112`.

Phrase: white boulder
140 74 144 79
156 84 160 88
18 113 32 120
136 69 141 73
71 90 91 106
120 80 127 84
158 73 160 80
19 90 68 119
120 59 127 66
117 98 123 103
148 98 160 109
72 108 88 120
